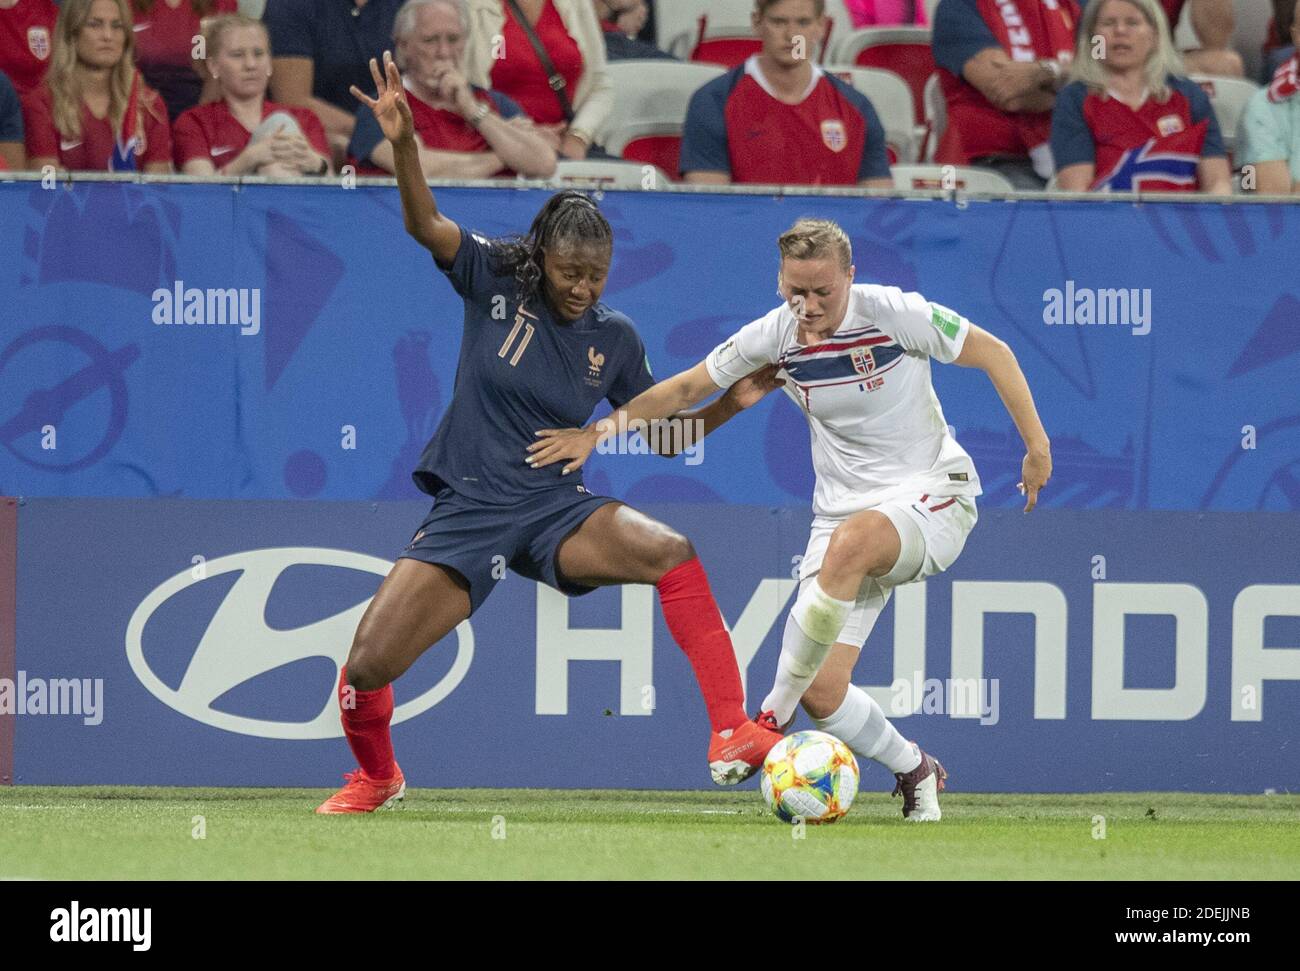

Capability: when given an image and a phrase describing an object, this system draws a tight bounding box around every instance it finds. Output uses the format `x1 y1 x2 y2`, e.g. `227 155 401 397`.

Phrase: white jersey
705 284 982 519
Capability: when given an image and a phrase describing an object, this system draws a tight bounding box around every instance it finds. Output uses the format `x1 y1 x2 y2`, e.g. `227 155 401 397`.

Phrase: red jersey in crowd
22 74 172 170
0 0 57 96
489 0 582 125
172 98 329 169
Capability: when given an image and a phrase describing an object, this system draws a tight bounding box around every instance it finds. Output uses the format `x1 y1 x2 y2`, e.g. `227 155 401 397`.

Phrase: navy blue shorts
397 485 619 613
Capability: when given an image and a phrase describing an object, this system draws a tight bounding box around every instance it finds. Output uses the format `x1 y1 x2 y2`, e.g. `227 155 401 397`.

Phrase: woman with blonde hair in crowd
1051 0 1230 192
21 0 171 171
173 13 330 176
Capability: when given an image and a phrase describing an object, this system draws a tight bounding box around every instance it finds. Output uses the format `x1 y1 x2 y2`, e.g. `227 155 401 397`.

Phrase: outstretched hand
528 424 605 475
350 50 414 145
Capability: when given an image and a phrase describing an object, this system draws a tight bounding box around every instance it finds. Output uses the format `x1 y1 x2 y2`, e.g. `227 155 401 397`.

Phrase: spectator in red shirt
0 0 58 97
173 13 331 175
130 0 238 122
932 0 1080 188
681 0 892 187
463 0 613 160
348 0 556 178
22 0 172 171
1052 0 1230 193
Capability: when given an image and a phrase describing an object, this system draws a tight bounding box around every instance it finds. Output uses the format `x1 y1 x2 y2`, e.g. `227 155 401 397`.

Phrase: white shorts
797 493 978 650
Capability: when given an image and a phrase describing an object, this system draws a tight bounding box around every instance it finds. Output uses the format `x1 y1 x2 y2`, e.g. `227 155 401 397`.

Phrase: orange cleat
708 712 784 785
314 764 406 814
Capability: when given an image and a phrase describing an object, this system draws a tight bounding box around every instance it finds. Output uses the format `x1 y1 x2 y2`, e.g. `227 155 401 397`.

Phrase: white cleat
892 745 946 822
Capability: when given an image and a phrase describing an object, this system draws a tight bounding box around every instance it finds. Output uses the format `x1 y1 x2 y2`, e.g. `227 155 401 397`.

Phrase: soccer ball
760 730 859 824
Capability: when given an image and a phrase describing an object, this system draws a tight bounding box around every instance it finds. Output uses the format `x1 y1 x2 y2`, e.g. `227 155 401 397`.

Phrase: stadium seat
552 159 671 189
831 27 934 125
826 66 920 162
922 72 945 162
890 164 1016 193
598 60 726 177
1189 74 1261 160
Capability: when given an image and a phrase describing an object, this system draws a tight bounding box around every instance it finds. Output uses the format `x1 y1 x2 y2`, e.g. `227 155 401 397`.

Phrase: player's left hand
728 363 785 410
1018 448 1052 512
528 423 605 474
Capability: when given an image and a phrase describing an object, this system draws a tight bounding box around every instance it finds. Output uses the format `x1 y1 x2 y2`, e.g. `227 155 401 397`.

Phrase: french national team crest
28 26 51 61
851 347 875 374
821 119 847 153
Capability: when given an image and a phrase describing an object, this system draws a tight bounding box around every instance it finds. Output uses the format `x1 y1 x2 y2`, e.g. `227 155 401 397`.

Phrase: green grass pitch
1 788 1296 880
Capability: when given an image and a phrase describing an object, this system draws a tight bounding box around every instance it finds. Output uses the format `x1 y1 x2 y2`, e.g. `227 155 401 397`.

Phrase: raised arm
350 52 461 264
953 323 1052 511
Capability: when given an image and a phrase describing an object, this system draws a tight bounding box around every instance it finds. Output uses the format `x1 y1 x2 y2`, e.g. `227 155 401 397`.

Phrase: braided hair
491 191 614 308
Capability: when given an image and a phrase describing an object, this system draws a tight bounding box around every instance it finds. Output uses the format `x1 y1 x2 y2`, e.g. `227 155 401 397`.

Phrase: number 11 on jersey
499 311 536 367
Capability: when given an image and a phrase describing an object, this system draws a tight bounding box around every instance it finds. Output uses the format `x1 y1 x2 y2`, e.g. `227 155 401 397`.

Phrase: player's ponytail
492 190 613 308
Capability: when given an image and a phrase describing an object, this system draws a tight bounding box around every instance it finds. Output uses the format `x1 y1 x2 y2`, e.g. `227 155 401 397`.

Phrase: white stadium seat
890 164 1017 193
1188 74 1261 159
551 160 670 190
922 71 945 162
825 65 919 162
598 60 726 175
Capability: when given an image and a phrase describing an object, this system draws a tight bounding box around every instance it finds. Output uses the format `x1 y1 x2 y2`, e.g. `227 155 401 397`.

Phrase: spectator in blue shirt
0 69 23 169
594 0 675 61
264 0 405 156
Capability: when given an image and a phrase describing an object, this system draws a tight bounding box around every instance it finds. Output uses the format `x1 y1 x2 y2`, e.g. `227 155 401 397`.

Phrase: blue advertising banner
1 182 1298 510
9 498 1299 792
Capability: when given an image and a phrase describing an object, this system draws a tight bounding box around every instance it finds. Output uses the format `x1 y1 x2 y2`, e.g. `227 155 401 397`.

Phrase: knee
647 528 696 578
824 515 894 580
801 670 849 721
344 639 392 693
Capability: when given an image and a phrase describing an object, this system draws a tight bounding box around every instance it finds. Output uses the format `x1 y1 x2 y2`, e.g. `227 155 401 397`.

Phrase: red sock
338 666 397 780
656 557 748 733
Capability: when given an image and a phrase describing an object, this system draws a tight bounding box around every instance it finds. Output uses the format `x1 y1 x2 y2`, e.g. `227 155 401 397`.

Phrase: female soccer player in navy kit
315 53 781 813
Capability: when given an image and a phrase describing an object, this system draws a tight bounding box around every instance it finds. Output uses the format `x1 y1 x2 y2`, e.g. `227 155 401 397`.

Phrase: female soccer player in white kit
529 218 1053 821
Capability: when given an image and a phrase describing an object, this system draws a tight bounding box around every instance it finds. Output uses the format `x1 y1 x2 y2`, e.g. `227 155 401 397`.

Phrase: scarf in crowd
1267 54 1299 103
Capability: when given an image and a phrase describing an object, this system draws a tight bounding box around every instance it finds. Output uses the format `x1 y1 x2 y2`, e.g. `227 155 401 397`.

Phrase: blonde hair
778 218 852 271
47 0 149 142
204 13 270 60
1068 0 1185 101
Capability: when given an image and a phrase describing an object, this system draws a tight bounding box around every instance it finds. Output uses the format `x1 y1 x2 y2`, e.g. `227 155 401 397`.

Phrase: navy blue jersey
412 226 655 503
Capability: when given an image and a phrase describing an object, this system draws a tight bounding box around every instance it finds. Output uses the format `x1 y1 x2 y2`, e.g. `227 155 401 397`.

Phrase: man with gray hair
348 0 556 177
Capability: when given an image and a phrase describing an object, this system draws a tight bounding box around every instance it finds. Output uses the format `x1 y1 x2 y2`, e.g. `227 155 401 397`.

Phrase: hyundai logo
125 548 473 739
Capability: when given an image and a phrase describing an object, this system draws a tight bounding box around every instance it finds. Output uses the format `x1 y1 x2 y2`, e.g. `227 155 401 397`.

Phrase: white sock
812 684 921 775
760 579 854 727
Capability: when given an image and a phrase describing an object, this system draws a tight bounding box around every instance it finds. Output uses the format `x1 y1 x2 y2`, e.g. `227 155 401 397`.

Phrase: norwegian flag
109 72 145 171
1091 120 1208 192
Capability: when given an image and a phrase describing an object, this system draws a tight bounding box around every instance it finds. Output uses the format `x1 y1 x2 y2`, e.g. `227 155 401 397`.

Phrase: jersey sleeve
438 224 509 303
20 87 57 160
1180 77 1227 159
932 0 1001 77
1240 87 1290 164
1050 81 1095 169
866 287 971 363
348 105 384 163
679 76 731 177
606 325 656 409
171 107 209 167
486 89 523 120
704 310 783 389
293 106 331 158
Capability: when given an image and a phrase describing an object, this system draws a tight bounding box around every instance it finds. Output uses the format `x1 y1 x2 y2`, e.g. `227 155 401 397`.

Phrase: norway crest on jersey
821 119 847 153
28 26 51 60
851 347 875 374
